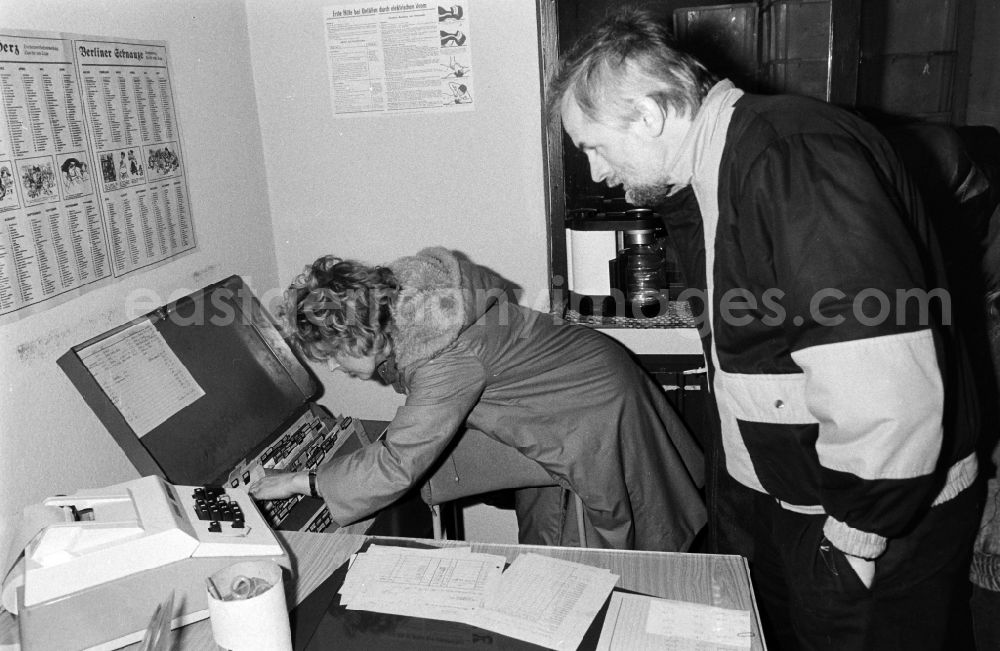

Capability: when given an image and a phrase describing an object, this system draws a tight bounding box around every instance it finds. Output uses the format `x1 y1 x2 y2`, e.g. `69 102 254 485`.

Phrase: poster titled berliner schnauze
324 1 474 116
0 29 196 322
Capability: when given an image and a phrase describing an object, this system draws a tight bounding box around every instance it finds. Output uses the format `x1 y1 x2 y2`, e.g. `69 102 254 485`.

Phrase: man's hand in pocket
844 553 876 589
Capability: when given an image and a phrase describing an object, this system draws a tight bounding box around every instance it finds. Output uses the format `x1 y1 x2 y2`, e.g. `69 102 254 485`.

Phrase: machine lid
565 209 660 232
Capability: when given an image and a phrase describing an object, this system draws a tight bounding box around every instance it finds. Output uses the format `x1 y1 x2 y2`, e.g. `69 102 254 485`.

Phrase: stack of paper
339 546 619 650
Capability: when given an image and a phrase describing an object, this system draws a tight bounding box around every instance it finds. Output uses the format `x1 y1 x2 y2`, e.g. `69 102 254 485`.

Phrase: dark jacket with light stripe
664 92 979 559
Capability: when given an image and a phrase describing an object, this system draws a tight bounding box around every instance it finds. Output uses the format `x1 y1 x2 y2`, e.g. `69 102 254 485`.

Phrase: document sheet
475 552 620 651
340 546 620 650
340 545 504 624
323 1 475 116
78 319 204 436
596 592 754 650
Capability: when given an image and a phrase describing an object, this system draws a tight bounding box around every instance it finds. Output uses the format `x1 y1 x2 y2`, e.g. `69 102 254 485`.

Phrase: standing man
548 8 981 650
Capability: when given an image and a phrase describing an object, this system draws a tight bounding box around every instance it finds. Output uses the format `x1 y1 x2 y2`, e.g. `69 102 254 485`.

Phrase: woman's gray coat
315 247 706 551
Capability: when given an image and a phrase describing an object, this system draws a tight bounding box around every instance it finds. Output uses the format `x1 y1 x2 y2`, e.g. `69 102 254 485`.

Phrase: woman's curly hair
281 255 398 362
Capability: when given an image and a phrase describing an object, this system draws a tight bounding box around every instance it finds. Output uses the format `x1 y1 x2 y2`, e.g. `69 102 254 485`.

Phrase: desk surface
1 531 765 650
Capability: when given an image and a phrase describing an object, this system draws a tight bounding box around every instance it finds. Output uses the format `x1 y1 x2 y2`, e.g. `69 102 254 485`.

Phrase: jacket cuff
823 516 886 560
971 551 1000 592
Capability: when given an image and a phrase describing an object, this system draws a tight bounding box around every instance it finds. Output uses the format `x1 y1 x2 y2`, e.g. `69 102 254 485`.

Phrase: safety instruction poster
323 1 474 116
0 29 196 322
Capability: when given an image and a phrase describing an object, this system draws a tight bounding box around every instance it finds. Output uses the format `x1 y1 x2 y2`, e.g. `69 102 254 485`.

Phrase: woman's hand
248 470 310 500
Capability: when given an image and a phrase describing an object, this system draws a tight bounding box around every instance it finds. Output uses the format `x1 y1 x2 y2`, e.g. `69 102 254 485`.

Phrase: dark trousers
971 585 1000 650
734 484 979 651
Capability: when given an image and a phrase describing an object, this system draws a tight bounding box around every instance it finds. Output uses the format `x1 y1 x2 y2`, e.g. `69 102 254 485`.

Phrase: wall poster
0 30 196 323
324 1 474 116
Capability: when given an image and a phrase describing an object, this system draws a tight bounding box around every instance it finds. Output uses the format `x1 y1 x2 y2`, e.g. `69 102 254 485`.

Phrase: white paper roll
206 560 292 651
1 504 67 614
567 229 617 295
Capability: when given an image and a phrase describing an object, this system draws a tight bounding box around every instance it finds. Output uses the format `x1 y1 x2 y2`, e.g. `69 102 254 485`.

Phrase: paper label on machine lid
79 319 205 437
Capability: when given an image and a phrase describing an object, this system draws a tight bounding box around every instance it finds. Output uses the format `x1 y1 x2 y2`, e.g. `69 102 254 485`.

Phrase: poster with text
0 30 196 322
324 1 474 116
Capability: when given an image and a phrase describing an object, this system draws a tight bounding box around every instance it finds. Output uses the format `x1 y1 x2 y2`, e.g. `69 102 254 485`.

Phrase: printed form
78 318 204 436
339 546 620 650
596 592 754 650
339 546 504 624
476 552 619 650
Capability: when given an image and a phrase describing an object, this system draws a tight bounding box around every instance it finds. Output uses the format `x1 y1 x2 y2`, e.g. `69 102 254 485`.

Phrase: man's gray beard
625 180 675 207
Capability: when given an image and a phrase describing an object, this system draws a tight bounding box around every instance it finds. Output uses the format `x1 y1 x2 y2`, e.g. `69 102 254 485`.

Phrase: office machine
3 475 288 651
0 276 432 649
564 199 682 318
55 275 366 534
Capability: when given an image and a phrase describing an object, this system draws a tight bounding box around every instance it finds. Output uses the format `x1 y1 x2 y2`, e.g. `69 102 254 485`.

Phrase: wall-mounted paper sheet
323 1 475 116
0 29 197 323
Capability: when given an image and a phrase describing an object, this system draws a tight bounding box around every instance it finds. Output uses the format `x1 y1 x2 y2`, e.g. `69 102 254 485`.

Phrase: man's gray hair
546 7 717 128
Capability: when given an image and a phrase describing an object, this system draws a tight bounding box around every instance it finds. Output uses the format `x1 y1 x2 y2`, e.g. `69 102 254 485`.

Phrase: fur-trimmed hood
388 247 510 369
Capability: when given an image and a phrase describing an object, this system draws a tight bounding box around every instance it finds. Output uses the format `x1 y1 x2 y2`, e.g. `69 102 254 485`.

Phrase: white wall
0 0 278 558
244 0 549 420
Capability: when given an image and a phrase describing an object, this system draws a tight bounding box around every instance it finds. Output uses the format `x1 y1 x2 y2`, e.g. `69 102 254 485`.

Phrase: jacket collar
662 79 743 192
